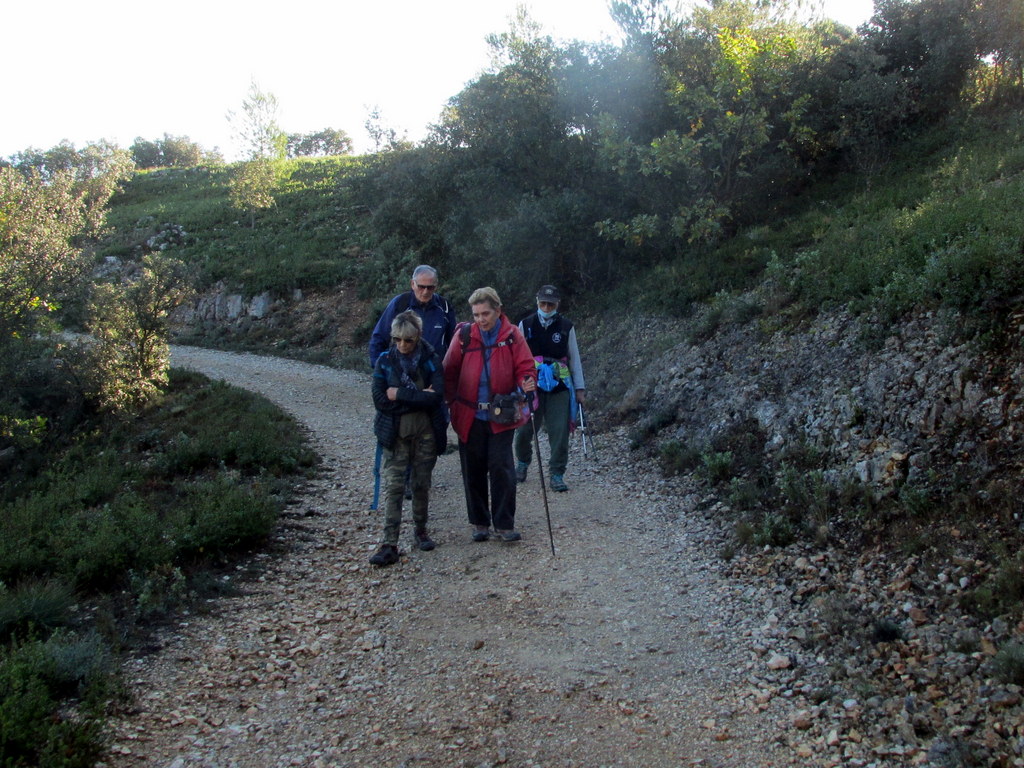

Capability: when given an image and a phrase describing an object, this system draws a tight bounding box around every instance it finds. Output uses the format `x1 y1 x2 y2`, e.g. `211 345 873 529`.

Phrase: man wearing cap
514 285 587 492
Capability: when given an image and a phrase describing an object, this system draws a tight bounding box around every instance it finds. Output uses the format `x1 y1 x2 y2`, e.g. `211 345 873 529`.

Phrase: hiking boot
550 474 568 492
497 529 522 542
515 461 529 483
369 544 399 566
472 526 491 542
414 529 435 551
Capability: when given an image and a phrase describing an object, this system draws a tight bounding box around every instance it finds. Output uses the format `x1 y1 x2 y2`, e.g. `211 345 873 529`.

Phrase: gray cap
536 285 560 302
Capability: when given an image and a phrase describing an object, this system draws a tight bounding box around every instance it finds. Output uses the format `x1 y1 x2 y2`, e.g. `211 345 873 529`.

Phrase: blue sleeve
368 296 400 368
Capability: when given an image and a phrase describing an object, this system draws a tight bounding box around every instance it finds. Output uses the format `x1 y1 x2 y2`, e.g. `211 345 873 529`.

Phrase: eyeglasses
414 283 437 291
392 336 417 344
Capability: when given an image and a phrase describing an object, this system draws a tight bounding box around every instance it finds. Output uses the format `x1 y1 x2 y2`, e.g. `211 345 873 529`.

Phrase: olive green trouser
380 429 437 546
514 388 571 476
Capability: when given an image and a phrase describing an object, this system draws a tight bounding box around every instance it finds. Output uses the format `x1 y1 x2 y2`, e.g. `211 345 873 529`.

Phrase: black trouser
459 418 516 531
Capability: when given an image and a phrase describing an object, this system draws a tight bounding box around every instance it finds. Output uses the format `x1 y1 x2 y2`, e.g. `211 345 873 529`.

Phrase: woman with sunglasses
369 311 448 566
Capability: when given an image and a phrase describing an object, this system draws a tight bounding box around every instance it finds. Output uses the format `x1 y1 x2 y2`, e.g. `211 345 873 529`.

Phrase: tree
130 134 207 168
228 158 279 228
160 134 204 167
84 255 195 412
0 141 141 456
227 81 286 161
286 128 354 157
1 142 133 343
595 0 823 249
364 107 413 153
130 137 163 168
861 0 980 118
226 82 286 227
975 0 1024 92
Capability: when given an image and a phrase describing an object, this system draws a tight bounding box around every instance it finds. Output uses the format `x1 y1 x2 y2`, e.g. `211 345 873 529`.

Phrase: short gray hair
411 265 438 282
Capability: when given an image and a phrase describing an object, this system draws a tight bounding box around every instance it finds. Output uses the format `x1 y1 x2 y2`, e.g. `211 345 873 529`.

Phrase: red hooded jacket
443 317 536 443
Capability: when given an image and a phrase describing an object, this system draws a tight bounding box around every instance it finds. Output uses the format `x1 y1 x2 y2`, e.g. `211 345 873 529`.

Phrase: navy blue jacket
368 291 458 368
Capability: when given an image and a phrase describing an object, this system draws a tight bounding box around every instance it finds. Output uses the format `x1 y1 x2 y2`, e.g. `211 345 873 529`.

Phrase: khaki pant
380 428 437 546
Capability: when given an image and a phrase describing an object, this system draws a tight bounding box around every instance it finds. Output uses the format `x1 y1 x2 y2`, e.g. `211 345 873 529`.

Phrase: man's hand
386 386 399 401
576 389 586 405
522 376 537 393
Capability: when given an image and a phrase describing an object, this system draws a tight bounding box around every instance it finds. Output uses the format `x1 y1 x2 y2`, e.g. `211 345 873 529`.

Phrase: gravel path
106 345 804 768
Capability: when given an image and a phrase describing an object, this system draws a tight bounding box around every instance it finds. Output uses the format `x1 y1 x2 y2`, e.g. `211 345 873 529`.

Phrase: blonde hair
391 310 423 340
467 286 501 311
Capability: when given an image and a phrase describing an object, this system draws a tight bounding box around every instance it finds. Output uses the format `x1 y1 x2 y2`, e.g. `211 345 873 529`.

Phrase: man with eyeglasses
368 265 457 368
369 265 457 508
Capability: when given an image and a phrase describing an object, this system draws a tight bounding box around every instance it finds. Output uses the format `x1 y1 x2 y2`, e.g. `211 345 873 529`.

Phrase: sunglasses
414 283 437 291
392 336 418 344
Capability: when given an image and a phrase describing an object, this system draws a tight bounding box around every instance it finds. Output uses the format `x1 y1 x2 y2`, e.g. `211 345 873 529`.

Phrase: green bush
993 642 1024 686
0 635 111 768
960 552 1024 620
0 369 315 764
169 475 279 560
699 450 735 485
658 439 700 476
0 579 75 642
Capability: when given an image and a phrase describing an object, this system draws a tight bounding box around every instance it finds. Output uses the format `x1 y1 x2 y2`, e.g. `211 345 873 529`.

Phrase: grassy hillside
100 107 1024 357
101 157 369 297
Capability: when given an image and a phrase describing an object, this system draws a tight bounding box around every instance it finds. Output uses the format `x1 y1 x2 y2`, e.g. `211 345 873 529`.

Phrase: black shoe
472 526 491 542
369 544 399 566
414 530 435 551
497 529 522 542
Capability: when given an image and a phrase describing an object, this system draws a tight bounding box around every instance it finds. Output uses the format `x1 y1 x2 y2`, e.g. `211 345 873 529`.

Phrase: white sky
3 0 874 160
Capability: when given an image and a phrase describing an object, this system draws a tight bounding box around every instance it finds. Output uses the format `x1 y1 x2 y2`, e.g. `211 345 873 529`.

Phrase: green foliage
700 450 735 484
286 128 353 158
0 368 315 763
959 552 1024 619
779 465 836 544
0 143 133 342
229 157 281 228
228 81 286 162
771 109 1024 329
0 369 315 589
84 254 196 413
0 579 76 642
657 438 700 475
993 641 1024 685
95 0 1024 329
0 633 111 768
130 134 217 169
227 82 288 228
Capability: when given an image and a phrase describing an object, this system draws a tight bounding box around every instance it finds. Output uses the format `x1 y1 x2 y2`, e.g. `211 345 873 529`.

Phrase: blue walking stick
370 443 382 510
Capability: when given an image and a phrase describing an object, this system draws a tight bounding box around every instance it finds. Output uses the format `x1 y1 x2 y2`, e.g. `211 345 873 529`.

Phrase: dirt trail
106 346 798 768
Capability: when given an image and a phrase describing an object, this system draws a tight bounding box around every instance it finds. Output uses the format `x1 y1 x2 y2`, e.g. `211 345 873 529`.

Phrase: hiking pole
530 410 556 557
578 404 597 458
370 443 382 510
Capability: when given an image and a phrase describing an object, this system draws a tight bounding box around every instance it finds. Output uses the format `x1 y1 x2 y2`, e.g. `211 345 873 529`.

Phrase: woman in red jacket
443 287 537 542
